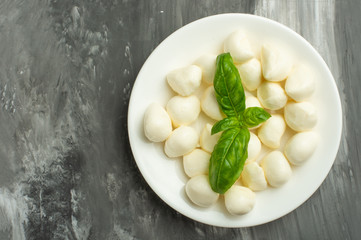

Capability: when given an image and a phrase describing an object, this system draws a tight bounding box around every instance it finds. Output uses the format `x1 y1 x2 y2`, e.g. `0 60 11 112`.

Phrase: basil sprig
209 53 271 194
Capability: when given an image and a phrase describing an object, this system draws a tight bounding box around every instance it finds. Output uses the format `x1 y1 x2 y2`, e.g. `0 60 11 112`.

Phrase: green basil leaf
211 117 240 135
243 107 271 128
209 127 250 194
214 53 246 119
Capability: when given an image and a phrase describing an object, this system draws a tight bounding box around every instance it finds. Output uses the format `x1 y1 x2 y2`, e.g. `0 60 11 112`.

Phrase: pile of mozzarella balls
143 30 318 215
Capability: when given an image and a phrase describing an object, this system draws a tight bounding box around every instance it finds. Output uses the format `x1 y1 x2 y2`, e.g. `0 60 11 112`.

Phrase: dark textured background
0 0 360 239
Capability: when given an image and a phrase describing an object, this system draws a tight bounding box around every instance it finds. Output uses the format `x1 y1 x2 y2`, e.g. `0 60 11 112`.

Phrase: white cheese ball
284 102 317 132
246 95 262 109
261 151 292 187
284 132 318 165
185 175 219 207
285 66 315 102
200 123 221 153
164 126 199 158
224 30 254 63
166 95 200 127
201 86 224 121
144 103 172 142
247 132 261 162
244 90 253 97
183 149 210 178
257 82 288 110
224 185 256 215
237 58 262 91
241 162 268 191
167 65 202 96
194 54 217 84
258 114 286 149
261 44 292 82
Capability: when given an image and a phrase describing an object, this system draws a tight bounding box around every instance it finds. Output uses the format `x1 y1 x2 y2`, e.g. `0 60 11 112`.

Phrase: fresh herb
209 53 271 194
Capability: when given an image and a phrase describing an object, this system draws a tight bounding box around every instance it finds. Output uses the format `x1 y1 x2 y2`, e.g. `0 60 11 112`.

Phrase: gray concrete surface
0 0 359 239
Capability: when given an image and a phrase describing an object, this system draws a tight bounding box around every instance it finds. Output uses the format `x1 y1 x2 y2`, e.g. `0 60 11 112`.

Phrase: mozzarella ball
185 175 219 207
284 102 317 131
247 132 261 162
257 82 288 110
284 132 318 165
258 114 286 149
244 90 253 97
144 103 172 142
194 54 217 84
201 86 224 121
261 44 292 82
224 30 254 63
261 151 292 187
167 65 202 96
241 162 268 191
285 66 315 102
166 95 200 127
246 96 262 109
237 58 262 91
224 185 256 215
200 123 221 153
164 126 199 158
183 149 210 178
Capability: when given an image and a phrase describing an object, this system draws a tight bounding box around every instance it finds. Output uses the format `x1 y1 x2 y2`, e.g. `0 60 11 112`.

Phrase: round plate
127 14 342 227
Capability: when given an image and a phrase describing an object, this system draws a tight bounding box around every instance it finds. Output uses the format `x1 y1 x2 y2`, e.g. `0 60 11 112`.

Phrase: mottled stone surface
0 0 360 239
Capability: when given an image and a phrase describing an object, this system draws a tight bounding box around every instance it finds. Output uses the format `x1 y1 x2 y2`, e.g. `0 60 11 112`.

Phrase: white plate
127 14 342 227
